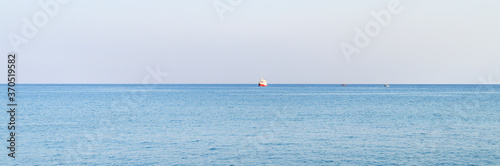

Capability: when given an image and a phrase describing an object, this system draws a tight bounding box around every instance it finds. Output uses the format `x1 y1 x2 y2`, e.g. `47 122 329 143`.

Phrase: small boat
341 84 347 87
258 78 267 87
384 84 390 87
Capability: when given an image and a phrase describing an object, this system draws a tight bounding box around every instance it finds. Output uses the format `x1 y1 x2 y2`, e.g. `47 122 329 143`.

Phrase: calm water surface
3 84 499 165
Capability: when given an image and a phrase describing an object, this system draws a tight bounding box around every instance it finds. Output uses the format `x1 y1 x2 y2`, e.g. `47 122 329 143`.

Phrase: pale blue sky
1 0 499 84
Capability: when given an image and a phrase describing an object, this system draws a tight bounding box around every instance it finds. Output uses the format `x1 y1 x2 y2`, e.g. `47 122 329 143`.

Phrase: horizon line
4 83 499 85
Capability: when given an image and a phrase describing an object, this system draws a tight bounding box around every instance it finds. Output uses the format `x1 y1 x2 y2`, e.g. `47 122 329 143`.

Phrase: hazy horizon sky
1 0 499 84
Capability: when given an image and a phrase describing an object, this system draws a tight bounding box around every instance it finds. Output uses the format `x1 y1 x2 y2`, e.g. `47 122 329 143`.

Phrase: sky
0 0 499 84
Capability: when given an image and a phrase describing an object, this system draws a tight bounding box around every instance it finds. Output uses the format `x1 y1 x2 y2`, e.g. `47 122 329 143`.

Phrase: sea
2 84 499 165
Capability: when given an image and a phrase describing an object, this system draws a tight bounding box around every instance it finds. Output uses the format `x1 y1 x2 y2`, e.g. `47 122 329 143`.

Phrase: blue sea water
2 84 500 165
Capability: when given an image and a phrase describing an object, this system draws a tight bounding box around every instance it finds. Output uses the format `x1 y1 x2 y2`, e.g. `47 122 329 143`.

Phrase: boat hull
258 78 267 87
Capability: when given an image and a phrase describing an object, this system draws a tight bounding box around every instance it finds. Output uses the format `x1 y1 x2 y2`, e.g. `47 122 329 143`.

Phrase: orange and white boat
258 78 267 87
